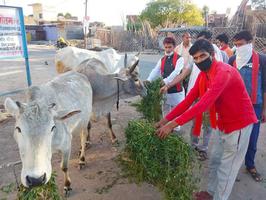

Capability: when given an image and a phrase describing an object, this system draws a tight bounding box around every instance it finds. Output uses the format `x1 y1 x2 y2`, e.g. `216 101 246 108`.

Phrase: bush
123 78 200 199
134 78 163 122
121 120 200 200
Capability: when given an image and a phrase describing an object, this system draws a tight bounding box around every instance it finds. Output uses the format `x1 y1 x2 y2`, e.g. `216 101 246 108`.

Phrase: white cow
55 47 146 145
4 71 92 194
55 46 130 74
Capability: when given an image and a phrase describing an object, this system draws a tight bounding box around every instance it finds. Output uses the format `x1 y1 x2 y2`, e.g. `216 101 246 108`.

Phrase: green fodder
17 172 61 200
134 78 163 122
120 120 201 200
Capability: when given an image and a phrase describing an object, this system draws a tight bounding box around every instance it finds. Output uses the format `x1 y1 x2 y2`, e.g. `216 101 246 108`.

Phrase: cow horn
124 53 128 68
128 59 139 74
114 77 127 82
15 101 25 113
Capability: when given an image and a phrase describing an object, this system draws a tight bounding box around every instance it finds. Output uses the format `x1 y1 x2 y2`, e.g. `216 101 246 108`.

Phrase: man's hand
160 85 169 94
155 118 169 129
156 121 178 139
160 80 165 87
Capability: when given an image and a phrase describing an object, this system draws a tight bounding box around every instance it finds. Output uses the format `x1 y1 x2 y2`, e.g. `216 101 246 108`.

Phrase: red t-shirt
165 60 257 134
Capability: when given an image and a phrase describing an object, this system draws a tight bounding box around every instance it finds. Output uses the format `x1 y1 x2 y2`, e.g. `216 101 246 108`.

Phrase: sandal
246 168 263 182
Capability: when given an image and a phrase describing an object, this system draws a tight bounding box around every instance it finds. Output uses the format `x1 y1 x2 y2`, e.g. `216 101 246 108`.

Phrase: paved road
0 46 160 97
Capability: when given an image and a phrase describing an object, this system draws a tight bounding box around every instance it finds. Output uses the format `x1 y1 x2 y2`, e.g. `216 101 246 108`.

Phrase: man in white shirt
187 31 224 93
175 32 193 69
146 37 185 130
174 32 193 93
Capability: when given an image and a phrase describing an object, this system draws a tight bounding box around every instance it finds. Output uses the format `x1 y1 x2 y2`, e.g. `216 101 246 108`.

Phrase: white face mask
165 51 174 56
236 43 253 69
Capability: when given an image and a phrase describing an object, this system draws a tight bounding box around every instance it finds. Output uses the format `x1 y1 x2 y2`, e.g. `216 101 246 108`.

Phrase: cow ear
4 98 21 116
55 110 81 121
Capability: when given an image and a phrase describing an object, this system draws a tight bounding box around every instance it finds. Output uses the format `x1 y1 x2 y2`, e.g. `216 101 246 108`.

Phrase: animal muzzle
140 87 147 97
26 173 47 187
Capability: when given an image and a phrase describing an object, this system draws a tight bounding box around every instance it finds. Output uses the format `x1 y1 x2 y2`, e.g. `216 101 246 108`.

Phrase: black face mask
195 56 213 71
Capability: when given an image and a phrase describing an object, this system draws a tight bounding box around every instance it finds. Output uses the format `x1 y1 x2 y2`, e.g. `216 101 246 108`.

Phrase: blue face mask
195 56 213 71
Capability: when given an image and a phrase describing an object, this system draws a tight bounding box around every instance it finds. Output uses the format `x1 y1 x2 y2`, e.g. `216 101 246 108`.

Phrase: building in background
24 3 83 41
208 13 228 27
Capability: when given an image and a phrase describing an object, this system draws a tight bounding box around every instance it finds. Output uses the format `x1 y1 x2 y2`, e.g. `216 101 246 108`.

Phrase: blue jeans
245 104 262 169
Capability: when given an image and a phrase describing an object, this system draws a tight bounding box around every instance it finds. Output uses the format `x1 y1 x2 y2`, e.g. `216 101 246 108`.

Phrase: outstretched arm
147 60 161 82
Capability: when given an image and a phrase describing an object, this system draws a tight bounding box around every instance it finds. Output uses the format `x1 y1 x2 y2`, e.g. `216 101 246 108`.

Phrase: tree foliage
64 12 72 19
127 17 143 32
57 13 64 17
140 0 204 28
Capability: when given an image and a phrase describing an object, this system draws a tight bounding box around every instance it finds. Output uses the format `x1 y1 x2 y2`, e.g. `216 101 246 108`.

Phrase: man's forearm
167 68 191 88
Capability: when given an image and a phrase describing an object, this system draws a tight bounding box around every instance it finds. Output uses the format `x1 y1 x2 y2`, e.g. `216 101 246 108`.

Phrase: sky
1 0 244 26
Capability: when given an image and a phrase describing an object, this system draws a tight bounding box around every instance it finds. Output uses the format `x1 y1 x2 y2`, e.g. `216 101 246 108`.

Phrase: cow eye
51 126 56 132
15 127 21 133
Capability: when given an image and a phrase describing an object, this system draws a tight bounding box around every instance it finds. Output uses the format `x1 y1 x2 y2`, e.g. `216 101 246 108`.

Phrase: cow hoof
112 139 119 147
78 162 86 170
85 142 91 149
77 150 81 157
64 186 72 197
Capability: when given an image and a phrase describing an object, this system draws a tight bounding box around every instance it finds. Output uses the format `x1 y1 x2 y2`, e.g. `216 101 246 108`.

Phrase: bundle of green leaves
17 172 61 200
135 78 163 122
121 120 200 200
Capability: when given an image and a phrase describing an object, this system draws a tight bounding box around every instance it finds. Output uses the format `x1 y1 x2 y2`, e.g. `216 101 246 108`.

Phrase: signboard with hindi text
0 6 24 59
0 6 32 91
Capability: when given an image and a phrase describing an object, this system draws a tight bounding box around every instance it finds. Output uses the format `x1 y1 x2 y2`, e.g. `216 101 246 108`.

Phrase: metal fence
93 23 266 53
94 22 158 52
254 23 266 54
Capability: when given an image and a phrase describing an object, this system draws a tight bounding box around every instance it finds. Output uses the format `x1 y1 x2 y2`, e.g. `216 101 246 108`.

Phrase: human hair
197 30 212 40
182 32 190 38
189 39 215 56
233 30 253 42
163 37 176 46
216 33 229 44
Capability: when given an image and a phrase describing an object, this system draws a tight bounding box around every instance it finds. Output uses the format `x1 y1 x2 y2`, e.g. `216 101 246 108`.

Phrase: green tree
140 0 204 28
202 5 209 27
57 13 64 17
202 5 209 17
127 16 143 31
64 12 72 19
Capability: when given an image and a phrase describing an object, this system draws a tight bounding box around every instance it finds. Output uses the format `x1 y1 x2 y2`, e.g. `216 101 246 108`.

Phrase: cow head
4 97 80 188
114 53 147 97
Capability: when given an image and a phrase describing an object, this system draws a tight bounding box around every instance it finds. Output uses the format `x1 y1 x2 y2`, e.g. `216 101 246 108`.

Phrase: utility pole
84 0 88 49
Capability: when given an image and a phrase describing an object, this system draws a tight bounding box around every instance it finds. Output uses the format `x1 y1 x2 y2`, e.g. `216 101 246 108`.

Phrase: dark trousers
245 104 263 169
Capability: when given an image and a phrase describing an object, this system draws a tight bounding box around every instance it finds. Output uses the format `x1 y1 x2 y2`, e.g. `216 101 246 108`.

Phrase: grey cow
4 71 93 194
75 55 146 144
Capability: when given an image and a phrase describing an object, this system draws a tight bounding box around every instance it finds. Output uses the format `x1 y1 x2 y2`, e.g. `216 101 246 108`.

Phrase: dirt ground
0 45 266 200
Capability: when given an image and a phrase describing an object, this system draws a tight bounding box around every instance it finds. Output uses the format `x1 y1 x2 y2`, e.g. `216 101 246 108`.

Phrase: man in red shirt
155 39 257 200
